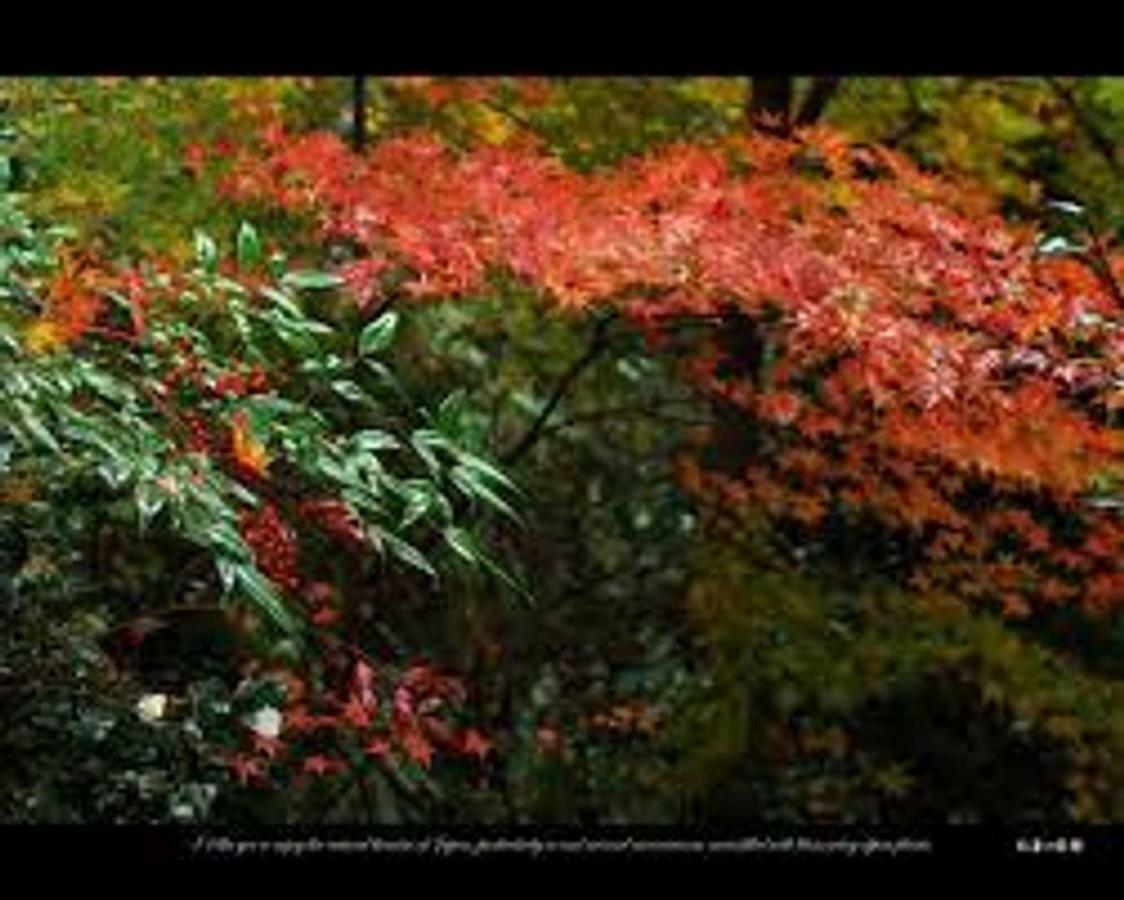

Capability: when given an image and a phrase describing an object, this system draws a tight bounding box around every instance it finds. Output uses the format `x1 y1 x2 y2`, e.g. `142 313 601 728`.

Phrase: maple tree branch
1081 236 1124 312
795 77 841 127
500 312 617 465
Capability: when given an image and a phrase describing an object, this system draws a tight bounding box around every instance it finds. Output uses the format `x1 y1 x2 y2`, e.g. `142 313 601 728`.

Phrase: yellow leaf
23 319 65 355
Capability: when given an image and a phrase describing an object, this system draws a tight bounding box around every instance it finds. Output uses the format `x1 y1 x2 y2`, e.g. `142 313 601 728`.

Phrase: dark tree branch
500 313 617 465
883 78 932 148
795 76 841 127
538 403 710 440
884 77 978 150
480 97 551 144
1081 235 1124 312
1046 77 1122 174
363 291 399 324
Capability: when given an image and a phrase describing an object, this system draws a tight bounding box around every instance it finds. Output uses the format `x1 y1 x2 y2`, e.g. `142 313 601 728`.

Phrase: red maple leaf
364 736 391 759
311 606 340 627
459 728 492 762
285 705 317 733
354 659 378 711
303 754 344 777
250 733 284 760
227 753 266 786
340 694 372 729
397 726 434 769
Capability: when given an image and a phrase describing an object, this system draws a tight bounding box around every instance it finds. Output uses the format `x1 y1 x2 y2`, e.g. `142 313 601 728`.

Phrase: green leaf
260 311 319 354
79 365 132 404
454 451 519 493
352 430 401 453
400 486 434 529
207 521 252 563
443 526 479 566
437 389 465 423
275 310 334 336
477 549 534 607
0 321 19 354
450 465 520 521
216 557 238 595
135 481 165 531
362 359 408 400
236 222 262 270
331 379 367 403
260 286 305 319
12 400 60 454
282 270 343 291
194 230 218 273
358 311 400 357
381 531 438 579
410 432 442 476
236 564 298 635
315 448 350 485
98 458 133 490
1047 200 1085 217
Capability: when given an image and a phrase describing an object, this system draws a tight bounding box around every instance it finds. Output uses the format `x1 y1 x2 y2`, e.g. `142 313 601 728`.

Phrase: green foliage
826 76 1124 231
0 78 345 262
0 593 231 822
375 77 746 170
677 544 1124 823
0 147 522 819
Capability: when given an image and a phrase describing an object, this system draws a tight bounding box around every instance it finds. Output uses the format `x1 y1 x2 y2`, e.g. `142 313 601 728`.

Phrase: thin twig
538 403 710 440
500 312 617 464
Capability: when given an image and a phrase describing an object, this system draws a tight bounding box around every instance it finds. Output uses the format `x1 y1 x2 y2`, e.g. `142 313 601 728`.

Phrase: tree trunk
749 77 794 135
352 76 368 153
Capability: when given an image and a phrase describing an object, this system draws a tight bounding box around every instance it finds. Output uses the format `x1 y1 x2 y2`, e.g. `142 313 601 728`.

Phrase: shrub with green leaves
0 166 524 819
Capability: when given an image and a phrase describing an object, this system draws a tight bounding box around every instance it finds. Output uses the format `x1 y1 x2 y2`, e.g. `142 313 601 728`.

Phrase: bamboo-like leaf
358 311 399 357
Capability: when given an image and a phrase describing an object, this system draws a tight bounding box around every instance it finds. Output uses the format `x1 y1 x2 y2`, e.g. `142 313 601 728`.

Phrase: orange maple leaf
230 412 271 478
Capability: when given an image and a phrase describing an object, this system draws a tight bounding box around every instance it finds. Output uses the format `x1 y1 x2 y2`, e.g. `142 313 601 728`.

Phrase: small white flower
135 693 168 723
243 706 282 739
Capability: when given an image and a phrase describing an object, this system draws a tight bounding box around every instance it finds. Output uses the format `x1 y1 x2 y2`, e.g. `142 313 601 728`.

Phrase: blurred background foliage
2 74 1124 824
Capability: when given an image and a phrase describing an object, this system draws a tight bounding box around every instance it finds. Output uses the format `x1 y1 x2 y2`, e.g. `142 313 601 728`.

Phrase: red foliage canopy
221 124 1123 616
